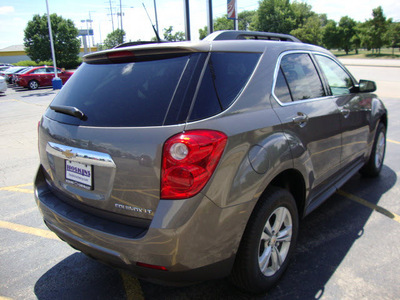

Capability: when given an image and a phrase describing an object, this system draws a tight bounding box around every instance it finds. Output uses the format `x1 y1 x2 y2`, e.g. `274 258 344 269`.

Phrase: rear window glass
45 55 190 127
189 52 261 121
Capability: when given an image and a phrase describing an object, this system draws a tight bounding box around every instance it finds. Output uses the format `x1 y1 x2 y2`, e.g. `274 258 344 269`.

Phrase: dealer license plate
65 160 93 190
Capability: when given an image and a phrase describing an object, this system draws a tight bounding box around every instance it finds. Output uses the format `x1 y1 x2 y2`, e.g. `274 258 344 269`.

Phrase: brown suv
34 30 387 293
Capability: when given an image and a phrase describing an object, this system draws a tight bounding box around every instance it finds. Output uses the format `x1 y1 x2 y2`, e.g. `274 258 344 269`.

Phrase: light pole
109 0 115 31
45 0 62 89
119 0 123 33
184 0 190 40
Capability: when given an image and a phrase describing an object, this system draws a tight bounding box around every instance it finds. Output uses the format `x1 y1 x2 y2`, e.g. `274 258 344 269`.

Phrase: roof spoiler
204 30 301 43
113 41 166 49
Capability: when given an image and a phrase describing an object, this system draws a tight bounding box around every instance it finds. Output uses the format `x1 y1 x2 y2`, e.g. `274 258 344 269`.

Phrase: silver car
0 76 7 93
34 30 387 293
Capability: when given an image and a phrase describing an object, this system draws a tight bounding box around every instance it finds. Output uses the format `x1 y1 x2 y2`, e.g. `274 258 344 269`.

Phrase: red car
16 66 74 90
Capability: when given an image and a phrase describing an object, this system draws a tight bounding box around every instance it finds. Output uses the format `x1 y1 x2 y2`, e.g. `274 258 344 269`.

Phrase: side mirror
359 79 376 93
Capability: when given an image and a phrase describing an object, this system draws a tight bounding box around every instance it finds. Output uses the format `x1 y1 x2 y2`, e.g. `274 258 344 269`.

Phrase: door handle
292 112 308 128
341 108 350 118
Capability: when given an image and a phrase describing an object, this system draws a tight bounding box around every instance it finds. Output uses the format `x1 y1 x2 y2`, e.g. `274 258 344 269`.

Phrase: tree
163 26 185 41
369 6 389 54
199 26 208 40
214 15 234 31
24 14 80 68
357 21 373 50
322 19 339 49
252 0 295 34
198 11 256 40
351 22 362 54
290 14 323 44
386 22 400 55
291 1 315 28
104 29 126 49
337 16 356 54
238 10 257 31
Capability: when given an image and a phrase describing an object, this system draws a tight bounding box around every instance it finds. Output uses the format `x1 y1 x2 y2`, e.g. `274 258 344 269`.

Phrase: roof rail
204 30 301 43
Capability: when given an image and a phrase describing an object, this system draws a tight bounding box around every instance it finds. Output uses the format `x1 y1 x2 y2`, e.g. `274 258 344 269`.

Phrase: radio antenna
142 3 161 42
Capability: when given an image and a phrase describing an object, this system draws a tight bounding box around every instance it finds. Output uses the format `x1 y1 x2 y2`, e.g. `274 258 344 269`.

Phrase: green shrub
39 60 54 66
13 59 81 70
13 60 37 66
62 58 81 70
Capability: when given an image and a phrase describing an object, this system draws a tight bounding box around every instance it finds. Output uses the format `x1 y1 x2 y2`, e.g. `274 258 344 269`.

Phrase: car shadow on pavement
34 253 127 300
34 166 397 299
21 90 56 98
11 85 54 94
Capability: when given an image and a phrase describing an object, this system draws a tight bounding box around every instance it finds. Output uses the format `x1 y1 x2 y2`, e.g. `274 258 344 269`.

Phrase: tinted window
315 55 354 95
280 53 325 101
46 56 190 127
189 52 260 121
32 68 46 74
274 68 292 103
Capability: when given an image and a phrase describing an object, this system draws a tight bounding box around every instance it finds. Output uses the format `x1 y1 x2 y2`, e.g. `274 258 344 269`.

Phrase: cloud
0 6 15 15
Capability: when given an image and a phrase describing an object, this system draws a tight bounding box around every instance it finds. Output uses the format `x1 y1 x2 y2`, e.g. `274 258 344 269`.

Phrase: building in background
0 45 30 64
0 45 97 64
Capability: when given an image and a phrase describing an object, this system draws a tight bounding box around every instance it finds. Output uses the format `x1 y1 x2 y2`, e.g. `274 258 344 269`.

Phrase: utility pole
119 0 123 34
109 0 115 31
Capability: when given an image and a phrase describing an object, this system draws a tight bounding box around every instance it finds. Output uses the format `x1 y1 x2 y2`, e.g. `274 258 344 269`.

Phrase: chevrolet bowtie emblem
62 149 75 159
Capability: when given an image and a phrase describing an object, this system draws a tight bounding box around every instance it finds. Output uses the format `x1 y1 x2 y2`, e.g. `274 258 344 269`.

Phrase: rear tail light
136 262 168 271
161 130 227 199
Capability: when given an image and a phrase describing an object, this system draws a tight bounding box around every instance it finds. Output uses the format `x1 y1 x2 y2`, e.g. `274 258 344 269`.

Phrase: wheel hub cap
258 206 292 277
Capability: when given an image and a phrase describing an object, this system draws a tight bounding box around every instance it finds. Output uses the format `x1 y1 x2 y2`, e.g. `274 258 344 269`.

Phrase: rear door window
274 68 292 103
278 53 325 102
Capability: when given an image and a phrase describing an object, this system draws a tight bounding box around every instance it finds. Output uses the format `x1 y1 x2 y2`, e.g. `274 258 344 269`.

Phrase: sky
0 0 399 50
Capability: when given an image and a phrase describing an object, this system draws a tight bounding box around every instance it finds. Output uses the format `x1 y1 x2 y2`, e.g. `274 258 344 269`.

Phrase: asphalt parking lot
1 63 399 299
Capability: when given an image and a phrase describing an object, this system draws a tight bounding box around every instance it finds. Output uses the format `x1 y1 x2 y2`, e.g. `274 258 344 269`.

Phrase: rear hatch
39 46 208 224
38 42 262 225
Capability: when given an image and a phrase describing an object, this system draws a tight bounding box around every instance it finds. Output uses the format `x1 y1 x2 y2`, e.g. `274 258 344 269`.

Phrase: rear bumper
34 166 250 283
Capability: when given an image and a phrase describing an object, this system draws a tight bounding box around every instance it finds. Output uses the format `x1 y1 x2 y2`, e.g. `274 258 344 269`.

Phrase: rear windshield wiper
50 105 86 120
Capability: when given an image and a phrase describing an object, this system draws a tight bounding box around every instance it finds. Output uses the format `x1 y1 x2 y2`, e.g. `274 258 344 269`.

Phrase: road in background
0 62 399 299
341 58 400 99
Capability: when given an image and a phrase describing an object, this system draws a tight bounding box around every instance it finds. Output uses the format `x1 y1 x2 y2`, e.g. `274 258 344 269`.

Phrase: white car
0 76 7 93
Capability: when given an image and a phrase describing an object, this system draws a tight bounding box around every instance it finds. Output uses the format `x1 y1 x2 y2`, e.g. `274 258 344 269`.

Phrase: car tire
28 80 39 90
231 186 299 294
360 123 386 177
